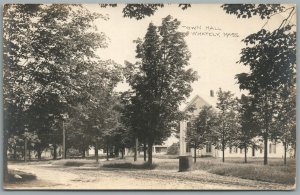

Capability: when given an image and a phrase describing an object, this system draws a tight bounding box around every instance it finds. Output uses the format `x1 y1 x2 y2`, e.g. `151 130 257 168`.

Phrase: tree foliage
213 89 238 162
223 4 296 165
222 4 285 19
3 4 122 178
125 15 197 164
100 4 191 20
186 106 218 162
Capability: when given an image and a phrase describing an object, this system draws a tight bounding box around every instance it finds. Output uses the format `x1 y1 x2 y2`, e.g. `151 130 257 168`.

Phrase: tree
235 95 259 163
223 4 296 165
235 27 296 165
101 4 191 20
125 15 197 164
212 89 238 163
186 106 217 163
272 84 296 165
3 4 116 180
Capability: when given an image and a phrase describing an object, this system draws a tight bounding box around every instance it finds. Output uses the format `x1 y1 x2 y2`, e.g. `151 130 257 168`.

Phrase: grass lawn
15 156 295 185
96 156 296 185
155 157 296 185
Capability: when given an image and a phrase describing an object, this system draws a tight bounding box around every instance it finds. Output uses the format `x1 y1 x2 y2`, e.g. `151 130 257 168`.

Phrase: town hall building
178 94 295 159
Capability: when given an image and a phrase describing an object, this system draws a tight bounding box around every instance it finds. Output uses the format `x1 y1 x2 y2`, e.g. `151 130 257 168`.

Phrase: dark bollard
179 155 193 172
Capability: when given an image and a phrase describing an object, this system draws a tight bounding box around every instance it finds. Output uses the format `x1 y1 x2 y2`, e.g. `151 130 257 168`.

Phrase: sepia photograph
2 3 296 190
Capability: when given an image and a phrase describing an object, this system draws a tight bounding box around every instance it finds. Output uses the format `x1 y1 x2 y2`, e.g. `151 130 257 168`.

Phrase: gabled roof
183 95 211 115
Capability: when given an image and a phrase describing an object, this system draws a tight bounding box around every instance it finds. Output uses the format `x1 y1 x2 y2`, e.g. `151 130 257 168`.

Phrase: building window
240 148 243 154
186 143 191 153
229 147 232 153
260 148 263 154
206 142 212 153
234 147 238 153
273 143 276 153
269 143 276 154
252 147 255 157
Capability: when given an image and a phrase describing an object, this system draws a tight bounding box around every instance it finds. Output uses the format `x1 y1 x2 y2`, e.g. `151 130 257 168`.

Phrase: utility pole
62 113 68 159
62 120 66 159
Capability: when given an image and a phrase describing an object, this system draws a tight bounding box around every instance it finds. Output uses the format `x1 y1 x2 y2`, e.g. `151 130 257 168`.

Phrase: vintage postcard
3 3 296 190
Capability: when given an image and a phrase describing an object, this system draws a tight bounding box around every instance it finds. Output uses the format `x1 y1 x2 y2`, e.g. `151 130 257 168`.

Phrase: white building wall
190 141 294 159
88 148 104 155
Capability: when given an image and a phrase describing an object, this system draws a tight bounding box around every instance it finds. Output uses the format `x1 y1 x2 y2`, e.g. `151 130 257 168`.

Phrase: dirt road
5 163 294 190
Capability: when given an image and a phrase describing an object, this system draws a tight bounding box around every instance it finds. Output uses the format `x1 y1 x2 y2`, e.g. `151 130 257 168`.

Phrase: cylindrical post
179 121 187 156
24 138 27 162
179 120 192 171
62 120 66 159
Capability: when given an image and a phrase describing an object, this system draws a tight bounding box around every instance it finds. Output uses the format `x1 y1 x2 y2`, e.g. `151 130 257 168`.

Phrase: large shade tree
222 4 296 165
125 15 197 164
3 4 117 180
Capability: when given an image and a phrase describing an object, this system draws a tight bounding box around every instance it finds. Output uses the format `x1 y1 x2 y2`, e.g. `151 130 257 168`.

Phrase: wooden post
62 120 66 159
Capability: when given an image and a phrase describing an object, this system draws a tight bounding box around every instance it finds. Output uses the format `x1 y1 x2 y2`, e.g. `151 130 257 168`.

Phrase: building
179 94 295 159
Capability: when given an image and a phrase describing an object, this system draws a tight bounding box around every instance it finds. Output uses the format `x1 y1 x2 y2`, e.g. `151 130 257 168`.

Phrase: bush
167 142 179 155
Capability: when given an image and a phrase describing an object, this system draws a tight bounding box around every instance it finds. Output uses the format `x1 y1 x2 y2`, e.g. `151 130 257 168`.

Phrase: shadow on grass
102 162 157 170
8 170 37 183
63 161 86 167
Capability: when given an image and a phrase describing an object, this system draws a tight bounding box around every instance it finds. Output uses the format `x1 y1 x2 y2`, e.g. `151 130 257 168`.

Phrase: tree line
3 5 197 181
186 87 296 165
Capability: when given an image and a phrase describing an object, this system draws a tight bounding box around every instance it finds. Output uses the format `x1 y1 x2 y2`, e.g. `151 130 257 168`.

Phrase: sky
86 4 295 108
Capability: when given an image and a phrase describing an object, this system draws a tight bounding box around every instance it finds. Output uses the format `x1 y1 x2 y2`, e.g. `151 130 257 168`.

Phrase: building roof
183 95 212 116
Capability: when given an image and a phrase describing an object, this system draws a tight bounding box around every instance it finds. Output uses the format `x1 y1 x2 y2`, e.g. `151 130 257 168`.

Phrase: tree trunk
24 138 28 162
263 133 268 165
62 121 66 159
148 141 153 165
294 143 296 158
194 146 197 163
13 145 17 160
284 142 287 165
106 143 109 161
114 146 119 157
53 144 57 160
37 148 42 160
82 147 86 158
222 145 225 163
3 132 9 182
143 142 147 162
134 138 138 161
95 142 99 163
28 147 31 161
244 147 247 163
121 147 124 159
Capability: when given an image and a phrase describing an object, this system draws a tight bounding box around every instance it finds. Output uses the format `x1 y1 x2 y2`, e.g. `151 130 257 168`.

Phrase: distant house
178 95 295 159
153 94 214 155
